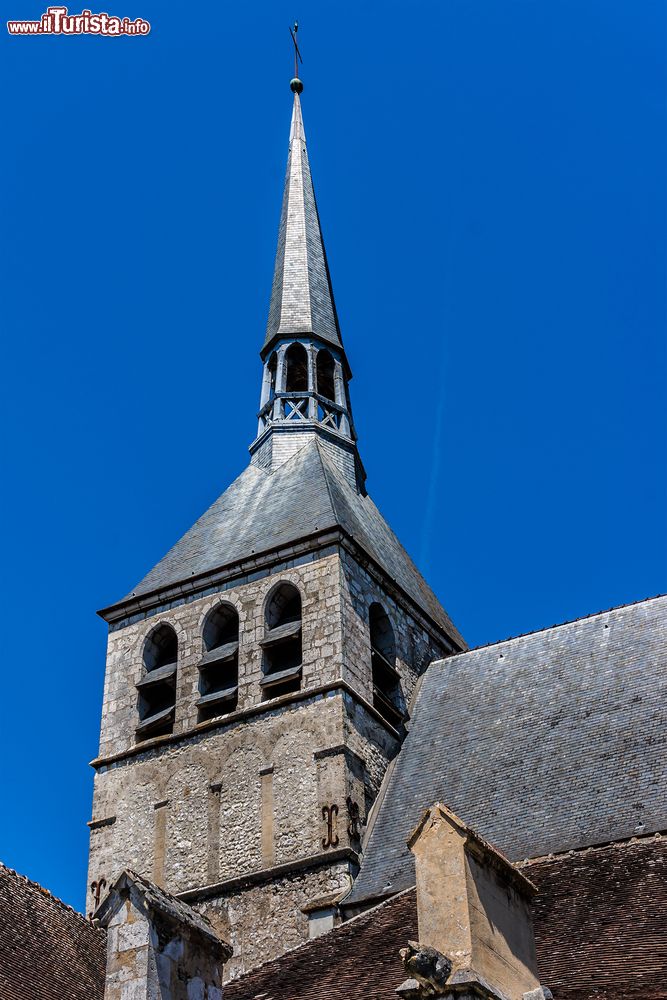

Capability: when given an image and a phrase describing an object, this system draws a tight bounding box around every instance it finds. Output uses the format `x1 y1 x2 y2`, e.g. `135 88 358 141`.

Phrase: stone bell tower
87 70 464 980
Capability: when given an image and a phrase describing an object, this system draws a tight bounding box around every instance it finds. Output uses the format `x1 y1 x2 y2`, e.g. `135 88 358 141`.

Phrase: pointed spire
262 85 343 359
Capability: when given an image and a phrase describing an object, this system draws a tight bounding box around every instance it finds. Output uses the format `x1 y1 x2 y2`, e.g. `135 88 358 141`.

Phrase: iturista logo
7 6 150 35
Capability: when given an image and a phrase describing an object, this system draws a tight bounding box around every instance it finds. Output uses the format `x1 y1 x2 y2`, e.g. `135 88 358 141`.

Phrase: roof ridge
440 593 667 659
0 861 98 931
315 446 465 648
517 829 667 866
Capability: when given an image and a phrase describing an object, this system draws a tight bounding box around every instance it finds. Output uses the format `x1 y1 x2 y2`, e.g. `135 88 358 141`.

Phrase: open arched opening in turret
198 603 240 722
369 603 404 729
136 622 178 740
267 352 278 402
261 581 303 700
285 343 309 393
316 349 336 402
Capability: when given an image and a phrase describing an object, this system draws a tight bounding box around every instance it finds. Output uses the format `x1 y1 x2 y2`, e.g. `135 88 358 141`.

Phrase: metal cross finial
289 21 303 80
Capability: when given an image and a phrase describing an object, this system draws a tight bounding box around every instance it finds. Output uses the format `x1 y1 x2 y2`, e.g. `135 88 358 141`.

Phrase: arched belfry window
285 343 309 392
136 623 178 740
369 604 403 728
197 603 239 722
267 352 278 402
316 349 335 402
261 582 302 699
315 348 342 429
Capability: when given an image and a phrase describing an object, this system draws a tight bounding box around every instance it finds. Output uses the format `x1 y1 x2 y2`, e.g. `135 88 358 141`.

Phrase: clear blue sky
1 0 665 913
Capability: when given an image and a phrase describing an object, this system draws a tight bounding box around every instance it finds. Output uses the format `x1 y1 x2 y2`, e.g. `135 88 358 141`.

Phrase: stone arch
198 602 240 721
202 601 239 652
143 622 178 672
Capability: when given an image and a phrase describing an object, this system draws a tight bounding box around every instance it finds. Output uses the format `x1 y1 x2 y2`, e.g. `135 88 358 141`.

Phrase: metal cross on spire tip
289 21 303 81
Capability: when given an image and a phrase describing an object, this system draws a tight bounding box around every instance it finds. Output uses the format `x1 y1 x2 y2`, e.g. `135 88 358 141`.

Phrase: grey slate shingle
124 441 463 645
345 595 667 905
263 91 343 358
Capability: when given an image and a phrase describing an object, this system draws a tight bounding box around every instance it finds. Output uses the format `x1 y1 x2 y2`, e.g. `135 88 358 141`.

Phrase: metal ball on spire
289 21 303 93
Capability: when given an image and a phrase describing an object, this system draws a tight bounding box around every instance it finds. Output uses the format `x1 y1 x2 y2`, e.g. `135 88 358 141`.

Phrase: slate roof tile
346 595 667 905
263 92 343 358
122 442 463 645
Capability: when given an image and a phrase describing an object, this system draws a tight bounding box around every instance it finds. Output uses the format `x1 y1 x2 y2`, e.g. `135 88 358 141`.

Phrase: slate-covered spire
251 76 362 488
262 82 344 360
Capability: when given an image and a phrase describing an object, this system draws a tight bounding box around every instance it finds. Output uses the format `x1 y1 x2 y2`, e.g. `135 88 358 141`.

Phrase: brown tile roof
225 888 418 1000
0 863 106 1000
226 834 667 1000
527 836 667 1000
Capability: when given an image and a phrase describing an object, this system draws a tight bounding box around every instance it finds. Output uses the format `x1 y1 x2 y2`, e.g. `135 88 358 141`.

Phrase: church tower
88 69 464 980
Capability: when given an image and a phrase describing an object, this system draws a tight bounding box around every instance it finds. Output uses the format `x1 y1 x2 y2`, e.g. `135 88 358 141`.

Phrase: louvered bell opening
371 648 404 729
136 623 178 742
369 604 404 730
198 604 239 723
262 583 303 700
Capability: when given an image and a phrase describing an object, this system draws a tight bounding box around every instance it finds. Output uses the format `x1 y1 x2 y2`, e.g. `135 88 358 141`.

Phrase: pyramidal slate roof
120 441 463 644
262 90 343 358
345 594 667 906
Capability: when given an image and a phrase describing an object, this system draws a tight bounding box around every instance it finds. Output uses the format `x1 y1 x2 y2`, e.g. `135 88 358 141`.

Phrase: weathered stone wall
102 882 226 1000
90 693 373 979
98 550 343 762
409 805 541 1000
90 694 349 896
338 547 450 711
190 859 354 982
90 543 454 975
465 852 539 999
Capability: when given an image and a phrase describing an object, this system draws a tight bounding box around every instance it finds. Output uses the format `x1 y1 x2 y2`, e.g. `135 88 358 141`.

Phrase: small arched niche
316 349 336 402
369 603 403 728
285 343 309 393
136 622 178 741
198 603 240 722
261 582 303 700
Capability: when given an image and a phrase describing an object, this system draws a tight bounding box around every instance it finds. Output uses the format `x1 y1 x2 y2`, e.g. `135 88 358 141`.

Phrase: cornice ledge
176 847 360 902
